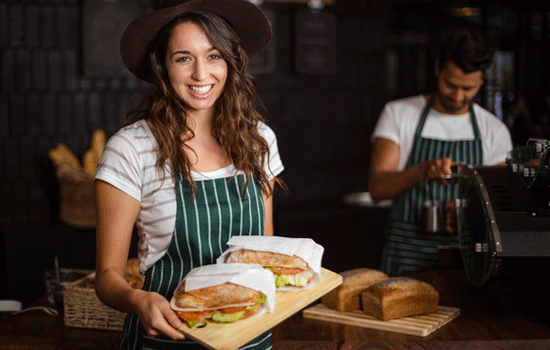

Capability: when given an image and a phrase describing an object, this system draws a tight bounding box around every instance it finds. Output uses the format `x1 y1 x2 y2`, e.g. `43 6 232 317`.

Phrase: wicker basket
57 171 96 228
63 272 126 331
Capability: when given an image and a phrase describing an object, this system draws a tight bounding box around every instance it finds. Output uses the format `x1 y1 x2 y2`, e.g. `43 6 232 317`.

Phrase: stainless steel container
422 199 446 233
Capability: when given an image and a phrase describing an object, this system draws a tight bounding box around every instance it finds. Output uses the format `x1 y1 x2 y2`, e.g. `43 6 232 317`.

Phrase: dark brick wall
260 1 389 204
0 0 390 227
0 0 149 225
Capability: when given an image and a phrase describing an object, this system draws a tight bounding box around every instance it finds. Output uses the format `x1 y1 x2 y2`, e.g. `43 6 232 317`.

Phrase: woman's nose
192 60 207 80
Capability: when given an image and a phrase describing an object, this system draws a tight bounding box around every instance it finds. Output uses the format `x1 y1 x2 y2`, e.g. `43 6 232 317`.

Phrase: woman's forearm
95 266 145 314
94 180 143 314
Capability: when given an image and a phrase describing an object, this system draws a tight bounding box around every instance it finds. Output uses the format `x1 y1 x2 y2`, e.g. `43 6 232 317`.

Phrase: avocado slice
212 310 245 322
187 319 206 328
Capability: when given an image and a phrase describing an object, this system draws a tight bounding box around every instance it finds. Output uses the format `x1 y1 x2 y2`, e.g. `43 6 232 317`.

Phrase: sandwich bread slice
225 249 314 287
170 281 266 328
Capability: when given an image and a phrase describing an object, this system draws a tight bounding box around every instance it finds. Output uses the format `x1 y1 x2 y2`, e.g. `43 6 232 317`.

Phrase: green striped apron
119 173 272 350
381 95 483 276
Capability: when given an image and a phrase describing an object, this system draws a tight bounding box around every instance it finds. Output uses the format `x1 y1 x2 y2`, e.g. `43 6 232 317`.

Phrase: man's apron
381 95 483 276
119 173 272 350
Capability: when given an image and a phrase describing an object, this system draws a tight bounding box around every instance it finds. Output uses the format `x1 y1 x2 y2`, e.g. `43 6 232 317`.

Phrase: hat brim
120 0 271 82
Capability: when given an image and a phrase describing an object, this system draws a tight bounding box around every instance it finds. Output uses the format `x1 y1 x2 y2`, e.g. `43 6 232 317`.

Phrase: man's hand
425 157 455 185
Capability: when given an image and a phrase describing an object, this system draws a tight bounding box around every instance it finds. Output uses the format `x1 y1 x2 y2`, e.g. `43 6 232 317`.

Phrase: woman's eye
175 56 190 63
209 53 223 60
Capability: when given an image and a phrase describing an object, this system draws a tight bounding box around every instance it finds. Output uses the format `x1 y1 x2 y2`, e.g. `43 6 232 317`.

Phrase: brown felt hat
120 0 272 82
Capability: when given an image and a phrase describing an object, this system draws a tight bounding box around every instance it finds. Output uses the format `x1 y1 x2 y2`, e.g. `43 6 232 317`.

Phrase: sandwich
170 281 267 328
225 249 314 287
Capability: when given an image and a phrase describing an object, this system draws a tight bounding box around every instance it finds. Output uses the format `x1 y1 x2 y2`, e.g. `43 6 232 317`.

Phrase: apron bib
119 173 272 350
381 95 483 276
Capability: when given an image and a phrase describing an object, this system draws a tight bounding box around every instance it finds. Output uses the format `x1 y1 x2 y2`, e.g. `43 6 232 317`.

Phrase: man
369 28 512 276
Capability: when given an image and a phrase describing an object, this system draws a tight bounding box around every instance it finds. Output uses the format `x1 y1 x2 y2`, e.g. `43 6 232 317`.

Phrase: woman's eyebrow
170 46 218 56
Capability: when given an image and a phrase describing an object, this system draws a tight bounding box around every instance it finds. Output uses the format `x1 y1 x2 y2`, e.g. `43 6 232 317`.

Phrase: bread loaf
322 268 389 312
361 277 439 321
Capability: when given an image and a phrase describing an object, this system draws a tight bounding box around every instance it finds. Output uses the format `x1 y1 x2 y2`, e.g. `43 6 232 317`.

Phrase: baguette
82 148 99 176
91 129 106 161
170 281 265 327
226 249 313 287
48 143 81 174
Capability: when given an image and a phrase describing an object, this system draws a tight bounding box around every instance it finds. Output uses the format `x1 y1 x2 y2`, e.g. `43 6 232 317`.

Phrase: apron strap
406 95 483 167
406 95 435 167
469 102 482 141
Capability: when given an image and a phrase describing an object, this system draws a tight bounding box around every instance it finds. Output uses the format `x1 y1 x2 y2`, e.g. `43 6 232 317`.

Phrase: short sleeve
95 129 144 202
483 119 513 165
371 102 401 145
258 122 284 179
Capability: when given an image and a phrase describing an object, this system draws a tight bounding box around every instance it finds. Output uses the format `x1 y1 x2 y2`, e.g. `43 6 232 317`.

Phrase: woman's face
165 21 228 117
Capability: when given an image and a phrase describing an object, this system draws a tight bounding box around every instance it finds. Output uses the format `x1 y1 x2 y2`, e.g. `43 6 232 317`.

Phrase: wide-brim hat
120 0 271 82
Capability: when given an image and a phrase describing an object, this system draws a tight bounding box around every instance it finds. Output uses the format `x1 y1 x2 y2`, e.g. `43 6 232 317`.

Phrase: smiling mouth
189 85 213 95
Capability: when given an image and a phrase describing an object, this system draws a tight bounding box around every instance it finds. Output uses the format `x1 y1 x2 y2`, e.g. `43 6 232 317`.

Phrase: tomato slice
276 267 303 275
218 306 247 314
175 310 213 322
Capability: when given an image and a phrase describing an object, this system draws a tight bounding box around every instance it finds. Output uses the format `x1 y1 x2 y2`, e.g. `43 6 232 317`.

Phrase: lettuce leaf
265 267 309 287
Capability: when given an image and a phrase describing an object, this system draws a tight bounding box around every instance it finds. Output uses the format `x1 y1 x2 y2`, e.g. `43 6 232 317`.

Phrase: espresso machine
457 139 550 287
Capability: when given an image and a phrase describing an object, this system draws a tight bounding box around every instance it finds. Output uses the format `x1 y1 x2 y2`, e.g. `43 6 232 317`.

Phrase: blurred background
1 0 549 307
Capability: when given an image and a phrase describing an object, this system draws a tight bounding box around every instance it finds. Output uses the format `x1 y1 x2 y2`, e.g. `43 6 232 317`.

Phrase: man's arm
368 137 455 202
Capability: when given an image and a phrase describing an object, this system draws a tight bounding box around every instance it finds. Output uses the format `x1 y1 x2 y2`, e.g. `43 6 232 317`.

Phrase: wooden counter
1 269 549 349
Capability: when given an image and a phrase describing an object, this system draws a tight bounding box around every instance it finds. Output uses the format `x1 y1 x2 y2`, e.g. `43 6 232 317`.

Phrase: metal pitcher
422 199 446 233
423 179 446 233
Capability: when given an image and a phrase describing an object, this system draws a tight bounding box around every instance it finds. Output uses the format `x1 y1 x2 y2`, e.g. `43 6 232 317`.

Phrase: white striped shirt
95 119 284 274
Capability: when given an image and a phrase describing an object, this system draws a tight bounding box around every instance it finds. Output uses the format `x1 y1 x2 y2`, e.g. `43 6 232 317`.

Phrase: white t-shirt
372 95 513 171
95 119 284 273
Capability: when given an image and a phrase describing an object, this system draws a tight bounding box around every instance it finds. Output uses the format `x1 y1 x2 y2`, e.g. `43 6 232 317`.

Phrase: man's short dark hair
436 28 494 75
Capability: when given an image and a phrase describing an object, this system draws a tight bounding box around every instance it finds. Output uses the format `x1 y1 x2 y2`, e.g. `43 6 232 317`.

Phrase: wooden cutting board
179 268 342 350
302 303 460 337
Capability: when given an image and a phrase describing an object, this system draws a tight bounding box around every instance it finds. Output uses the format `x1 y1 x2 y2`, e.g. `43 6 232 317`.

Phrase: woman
94 1 284 349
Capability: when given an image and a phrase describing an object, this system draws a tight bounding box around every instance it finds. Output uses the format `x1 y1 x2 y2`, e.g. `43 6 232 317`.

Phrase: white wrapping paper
179 263 275 316
217 236 324 291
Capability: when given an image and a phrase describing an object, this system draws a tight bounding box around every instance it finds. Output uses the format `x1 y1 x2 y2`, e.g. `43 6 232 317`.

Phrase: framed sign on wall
294 8 337 75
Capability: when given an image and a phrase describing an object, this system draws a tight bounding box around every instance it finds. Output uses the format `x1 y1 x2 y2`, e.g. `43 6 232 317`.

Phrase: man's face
434 60 484 115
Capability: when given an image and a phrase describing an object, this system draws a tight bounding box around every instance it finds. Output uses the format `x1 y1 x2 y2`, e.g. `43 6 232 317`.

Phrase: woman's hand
132 289 186 340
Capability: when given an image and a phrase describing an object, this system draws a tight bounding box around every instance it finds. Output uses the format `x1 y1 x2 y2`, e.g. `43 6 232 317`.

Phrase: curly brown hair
126 11 281 199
